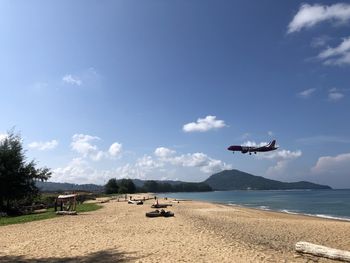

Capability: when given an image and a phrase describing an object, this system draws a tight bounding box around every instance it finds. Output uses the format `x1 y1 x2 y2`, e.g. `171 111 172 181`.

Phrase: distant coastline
38 169 331 192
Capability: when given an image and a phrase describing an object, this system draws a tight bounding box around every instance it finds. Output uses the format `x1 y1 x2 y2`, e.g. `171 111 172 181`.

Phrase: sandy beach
0 196 349 262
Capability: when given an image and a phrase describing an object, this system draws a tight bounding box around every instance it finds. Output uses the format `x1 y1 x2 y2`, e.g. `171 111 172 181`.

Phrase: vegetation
0 131 51 215
36 181 104 193
104 178 136 194
104 178 119 194
0 203 102 226
118 179 136 193
204 169 332 190
140 180 212 193
75 203 102 213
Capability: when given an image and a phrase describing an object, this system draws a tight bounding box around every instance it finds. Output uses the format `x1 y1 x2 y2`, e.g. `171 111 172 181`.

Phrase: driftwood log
56 211 77 215
295 242 350 262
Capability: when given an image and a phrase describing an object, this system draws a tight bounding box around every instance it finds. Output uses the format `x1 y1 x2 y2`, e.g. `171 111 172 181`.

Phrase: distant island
204 169 331 190
37 169 331 192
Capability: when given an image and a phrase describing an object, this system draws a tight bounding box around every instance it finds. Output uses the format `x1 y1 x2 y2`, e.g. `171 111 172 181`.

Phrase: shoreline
158 189 350 222
1 196 350 262
225 203 350 223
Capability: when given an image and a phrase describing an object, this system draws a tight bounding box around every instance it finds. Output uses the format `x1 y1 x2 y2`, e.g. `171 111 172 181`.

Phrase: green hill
204 169 331 190
36 181 104 192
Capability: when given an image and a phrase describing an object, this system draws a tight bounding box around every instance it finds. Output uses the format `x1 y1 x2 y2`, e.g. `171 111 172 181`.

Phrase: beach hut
55 194 77 215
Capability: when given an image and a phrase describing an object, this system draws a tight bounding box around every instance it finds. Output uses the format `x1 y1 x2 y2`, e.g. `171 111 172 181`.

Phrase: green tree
143 180 159 192
118 179 136 194
0 131 51 214
104 178 119 194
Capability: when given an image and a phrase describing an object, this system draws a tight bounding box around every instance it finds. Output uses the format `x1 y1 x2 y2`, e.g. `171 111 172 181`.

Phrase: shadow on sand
0 249 140 263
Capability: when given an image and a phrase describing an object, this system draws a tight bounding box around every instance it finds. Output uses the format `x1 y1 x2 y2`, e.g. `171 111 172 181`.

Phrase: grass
0 203 102 227
75 203 102 213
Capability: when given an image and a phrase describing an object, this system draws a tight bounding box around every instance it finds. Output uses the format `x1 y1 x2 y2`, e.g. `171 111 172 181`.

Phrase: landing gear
249 152 252 155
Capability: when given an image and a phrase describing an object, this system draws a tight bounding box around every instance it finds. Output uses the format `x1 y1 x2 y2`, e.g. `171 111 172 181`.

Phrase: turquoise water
159 189 350 221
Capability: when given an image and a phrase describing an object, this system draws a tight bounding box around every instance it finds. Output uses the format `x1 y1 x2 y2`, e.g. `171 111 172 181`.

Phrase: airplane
227 140 278 155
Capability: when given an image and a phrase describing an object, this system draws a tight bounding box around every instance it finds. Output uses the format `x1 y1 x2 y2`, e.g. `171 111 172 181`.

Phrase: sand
0 196 349 262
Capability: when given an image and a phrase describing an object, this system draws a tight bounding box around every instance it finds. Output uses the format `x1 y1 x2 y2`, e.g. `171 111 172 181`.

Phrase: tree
104 178 119 194
143 180 159 192
118 179 136 194
0 131 51 214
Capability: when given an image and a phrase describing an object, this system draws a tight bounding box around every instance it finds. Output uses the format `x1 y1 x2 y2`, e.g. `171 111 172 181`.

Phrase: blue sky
1 1 349 188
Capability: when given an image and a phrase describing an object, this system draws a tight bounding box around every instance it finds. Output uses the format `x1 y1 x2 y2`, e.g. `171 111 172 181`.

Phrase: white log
295 241 350 262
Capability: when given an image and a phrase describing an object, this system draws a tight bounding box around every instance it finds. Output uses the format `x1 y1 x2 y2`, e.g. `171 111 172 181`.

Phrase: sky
0 1 349 188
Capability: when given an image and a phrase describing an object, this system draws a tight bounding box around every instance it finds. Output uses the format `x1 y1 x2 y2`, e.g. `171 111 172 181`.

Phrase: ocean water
159 189 350 221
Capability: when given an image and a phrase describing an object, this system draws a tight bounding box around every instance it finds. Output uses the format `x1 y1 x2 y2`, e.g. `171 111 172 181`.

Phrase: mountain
38 169 331 192
204 169 332 190
37 179 203 193
36 181 104 192
130 179 183 188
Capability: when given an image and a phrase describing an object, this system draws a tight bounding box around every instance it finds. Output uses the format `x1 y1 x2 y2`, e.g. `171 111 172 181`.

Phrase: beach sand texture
0 198 349 262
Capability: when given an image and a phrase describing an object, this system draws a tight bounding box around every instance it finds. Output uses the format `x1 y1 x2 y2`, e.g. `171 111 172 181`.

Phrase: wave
279 209 299 215
234 204 350 222
306 213 350 222
269 208 350 222
258 205 270 210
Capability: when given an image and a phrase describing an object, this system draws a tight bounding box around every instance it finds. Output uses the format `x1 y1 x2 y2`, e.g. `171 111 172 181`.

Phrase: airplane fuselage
227 140 278 155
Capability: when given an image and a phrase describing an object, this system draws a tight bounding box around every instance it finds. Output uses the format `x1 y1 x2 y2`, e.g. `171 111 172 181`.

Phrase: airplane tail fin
269 140 276 148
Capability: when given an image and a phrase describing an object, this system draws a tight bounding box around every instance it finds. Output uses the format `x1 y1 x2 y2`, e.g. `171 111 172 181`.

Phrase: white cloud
154 147 176 158
328 88 344 101
136 155 164 171
70 134 123 161
109 142 122 157
261 149 302 160
242 141 268 147
53 142 231 184
0 133 7 142
311 35 331 48
160 150 232 174
115 164 146 180
328 91 344 101
71 134 100 157
318 37 350 66
312 153 350 174
261 149 302 177
288 3 350 33
52 158 114 184
70 134 105 161
62 74 82 86
90 151 106 161
298 88 316 98
120 147 232 180
28 140 58 151
183 115 227 133
199 158 230 174
311 153 350 188
266 160 290 176
171 153 210 168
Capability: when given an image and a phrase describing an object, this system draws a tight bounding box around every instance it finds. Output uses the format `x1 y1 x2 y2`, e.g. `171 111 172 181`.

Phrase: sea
159 189 350 221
